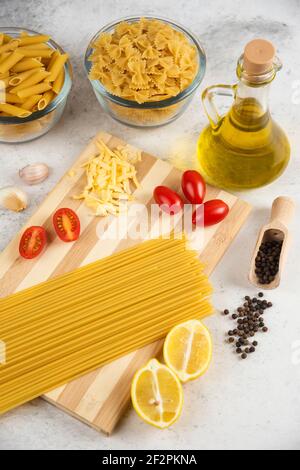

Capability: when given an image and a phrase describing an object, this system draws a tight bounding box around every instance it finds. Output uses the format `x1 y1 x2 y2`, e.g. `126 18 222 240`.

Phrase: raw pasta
0 31 69 118
0 236 213 415
89 18 199 104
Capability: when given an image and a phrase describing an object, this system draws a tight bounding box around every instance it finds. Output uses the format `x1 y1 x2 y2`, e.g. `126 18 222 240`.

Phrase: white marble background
0 0 299 451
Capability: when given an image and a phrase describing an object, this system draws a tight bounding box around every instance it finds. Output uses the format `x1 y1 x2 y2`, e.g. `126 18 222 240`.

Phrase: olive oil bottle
197 40 290 190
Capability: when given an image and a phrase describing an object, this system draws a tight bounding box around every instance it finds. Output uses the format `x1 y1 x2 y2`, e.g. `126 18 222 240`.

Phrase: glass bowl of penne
0 27 72 143
84 16 206 128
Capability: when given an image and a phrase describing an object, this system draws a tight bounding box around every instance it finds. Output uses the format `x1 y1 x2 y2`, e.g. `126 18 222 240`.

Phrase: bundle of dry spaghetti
0 236 213 415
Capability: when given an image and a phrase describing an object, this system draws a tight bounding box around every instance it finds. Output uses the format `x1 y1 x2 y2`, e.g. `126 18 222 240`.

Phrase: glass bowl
84 16 206 128
0 27 72 143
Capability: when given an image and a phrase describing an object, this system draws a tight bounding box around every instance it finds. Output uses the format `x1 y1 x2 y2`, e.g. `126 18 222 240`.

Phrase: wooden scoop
249 196 295 290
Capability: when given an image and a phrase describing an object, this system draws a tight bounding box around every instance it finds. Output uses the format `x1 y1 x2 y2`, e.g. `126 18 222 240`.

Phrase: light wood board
0 131 251 434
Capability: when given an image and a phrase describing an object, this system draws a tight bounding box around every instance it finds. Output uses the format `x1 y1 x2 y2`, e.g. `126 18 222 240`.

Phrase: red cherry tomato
19 226 47 259
182 170 206 204
53 208 81 242
154 186 184 215
192 200 230 227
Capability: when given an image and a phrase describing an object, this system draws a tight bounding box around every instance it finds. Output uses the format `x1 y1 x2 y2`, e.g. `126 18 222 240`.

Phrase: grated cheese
73 139 142 216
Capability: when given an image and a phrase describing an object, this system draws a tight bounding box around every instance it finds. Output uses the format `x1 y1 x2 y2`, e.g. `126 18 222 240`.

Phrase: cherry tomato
154 186 184 215
192 200 230 227
19 226 47 260
182 170 206 205
53 208 81 242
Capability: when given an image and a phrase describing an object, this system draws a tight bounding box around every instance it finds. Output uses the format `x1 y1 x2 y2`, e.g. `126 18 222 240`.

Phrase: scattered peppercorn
222 293 273 361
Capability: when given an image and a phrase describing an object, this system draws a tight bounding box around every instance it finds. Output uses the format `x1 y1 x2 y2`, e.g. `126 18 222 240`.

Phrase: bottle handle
202 84 236 129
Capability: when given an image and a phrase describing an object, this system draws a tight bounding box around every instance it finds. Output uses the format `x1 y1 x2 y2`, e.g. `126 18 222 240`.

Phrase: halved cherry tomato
154 186 184 215
192 200 230 227
182 170 206 205
53 208 81 242
19 226 47 260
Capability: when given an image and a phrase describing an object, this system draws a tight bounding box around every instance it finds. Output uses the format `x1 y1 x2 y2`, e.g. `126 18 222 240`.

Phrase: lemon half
164 320 212 383
131 359 183 429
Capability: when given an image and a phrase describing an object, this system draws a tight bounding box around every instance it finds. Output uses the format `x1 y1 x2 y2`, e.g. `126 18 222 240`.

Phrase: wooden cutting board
0 131 251 434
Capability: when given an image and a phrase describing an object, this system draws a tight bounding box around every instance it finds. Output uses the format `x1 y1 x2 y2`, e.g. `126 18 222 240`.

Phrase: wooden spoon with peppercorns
249 197 295 290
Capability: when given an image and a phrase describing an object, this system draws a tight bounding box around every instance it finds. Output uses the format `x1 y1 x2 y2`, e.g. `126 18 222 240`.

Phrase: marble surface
0 0 300 451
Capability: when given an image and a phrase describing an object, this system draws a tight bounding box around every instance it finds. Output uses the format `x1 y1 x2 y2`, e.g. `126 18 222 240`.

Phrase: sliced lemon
164 319 212 383
131 359 183 429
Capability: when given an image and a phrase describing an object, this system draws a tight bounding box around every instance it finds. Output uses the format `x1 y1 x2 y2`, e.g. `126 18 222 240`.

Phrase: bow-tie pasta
89 19 199 104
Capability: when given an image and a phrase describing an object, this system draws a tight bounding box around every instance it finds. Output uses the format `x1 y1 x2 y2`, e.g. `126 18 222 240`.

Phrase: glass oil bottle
197 39 290 190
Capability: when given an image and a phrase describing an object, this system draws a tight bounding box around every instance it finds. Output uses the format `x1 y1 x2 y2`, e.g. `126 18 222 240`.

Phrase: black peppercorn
223 293 272 361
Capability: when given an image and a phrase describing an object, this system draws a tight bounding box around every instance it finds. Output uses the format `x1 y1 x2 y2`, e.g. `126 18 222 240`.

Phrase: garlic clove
19 163 49 186
0 187 28 212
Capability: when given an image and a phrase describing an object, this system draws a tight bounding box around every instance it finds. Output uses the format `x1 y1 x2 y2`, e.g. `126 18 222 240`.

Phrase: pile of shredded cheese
73 140 141 216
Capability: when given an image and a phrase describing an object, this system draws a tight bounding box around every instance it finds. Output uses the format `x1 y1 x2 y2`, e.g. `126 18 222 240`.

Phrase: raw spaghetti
0 236 213 415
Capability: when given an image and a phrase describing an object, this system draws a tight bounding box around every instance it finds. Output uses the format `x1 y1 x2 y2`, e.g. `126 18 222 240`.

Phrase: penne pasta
0 76 10 87
21 94 42 111
0 40 20 55
0 32 68 119
8 68 40 86
10 70 50 94
17 82 52 99
46 50 59 71
18 43 51 50
0 52 10 64
12 58 43 73
11 58 43 73
37 90 55 110
3 92 24 104
52 68 65 94
0 51 24 74
3 34 14 44
0 71 9 79
18 34 50 46
0 102 31 118
46 53 68 82
16 48 54 58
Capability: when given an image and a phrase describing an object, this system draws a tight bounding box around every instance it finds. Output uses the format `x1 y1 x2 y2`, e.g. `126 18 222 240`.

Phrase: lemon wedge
131 359 183 429
164 320 212 383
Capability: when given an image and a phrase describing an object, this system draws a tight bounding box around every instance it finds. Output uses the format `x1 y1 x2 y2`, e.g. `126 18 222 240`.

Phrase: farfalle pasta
89 19 199 104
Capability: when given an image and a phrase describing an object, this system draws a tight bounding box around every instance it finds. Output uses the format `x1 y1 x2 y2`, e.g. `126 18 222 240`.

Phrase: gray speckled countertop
0 0 300 451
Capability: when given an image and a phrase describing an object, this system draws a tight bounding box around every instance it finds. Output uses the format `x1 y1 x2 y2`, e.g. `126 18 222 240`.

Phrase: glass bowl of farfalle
85 16 206 128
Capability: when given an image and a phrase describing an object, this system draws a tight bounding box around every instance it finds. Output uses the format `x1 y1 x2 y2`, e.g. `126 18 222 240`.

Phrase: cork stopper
243 39 276 75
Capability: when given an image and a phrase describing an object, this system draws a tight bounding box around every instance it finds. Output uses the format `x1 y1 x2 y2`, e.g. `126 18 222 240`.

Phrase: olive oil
197 40 290 190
